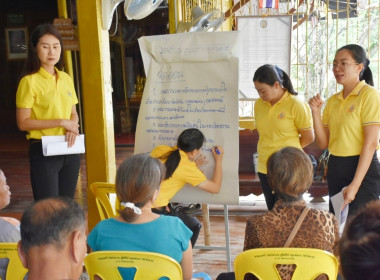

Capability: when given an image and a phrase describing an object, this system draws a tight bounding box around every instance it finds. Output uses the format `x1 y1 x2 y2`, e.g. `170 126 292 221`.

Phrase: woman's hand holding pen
212 146 224 162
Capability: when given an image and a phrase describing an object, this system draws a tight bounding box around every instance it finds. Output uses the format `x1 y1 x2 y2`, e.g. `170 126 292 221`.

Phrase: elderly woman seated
217 147 339 280
0 168 21 280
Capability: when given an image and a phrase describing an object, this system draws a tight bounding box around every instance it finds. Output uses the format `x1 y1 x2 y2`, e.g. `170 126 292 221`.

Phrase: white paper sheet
237 16 292 99
41 134 85 156
331 187 349 236
136 32 240 205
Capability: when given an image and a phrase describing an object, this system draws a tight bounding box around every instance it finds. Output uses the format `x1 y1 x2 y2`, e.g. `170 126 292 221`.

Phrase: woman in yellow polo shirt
151 128 224 246
15 24 80 201
309 44 380 216
253 64 314 211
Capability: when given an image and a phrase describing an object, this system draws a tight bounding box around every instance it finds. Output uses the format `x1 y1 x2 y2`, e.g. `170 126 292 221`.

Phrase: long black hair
337 44 374 86
162 128 205 179
253 64 298 95
21 23 64 78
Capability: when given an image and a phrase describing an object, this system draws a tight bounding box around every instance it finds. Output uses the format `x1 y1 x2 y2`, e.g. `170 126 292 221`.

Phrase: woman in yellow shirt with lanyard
253 64 314 211
309 44 380 216
15 24 80 200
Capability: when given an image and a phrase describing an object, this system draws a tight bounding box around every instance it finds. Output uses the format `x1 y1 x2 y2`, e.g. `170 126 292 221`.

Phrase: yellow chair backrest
84 251 183 280
90 182 120 220
234 248 339 280
0 243 28 280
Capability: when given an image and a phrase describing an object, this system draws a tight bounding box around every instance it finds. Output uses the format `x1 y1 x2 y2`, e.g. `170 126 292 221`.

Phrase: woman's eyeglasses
332 62 360 70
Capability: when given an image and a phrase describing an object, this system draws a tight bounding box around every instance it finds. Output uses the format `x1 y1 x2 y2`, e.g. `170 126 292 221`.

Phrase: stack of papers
41 134 85 156
331 188 349 236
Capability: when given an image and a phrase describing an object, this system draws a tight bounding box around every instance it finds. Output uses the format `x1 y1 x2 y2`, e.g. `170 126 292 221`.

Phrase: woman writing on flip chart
151 128 224 247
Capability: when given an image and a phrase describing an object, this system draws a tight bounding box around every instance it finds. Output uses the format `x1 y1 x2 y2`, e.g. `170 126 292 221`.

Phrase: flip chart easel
135 32 240 205
134 32 241 271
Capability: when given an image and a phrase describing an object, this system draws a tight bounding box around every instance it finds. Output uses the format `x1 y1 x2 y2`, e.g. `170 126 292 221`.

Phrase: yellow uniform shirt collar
337 80 366 100
264 90 290 106
38 66 60 79
278 90 290 103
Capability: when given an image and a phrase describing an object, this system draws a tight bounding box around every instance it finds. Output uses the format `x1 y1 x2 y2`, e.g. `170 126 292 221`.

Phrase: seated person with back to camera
87 154 193 280
217 147 339 280
17 197 87 280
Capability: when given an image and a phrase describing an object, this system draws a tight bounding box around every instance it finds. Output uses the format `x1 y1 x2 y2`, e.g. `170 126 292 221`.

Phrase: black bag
314 149 330 182
308 154 318 175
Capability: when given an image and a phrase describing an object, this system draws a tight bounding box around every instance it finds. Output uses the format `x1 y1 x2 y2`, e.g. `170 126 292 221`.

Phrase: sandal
174 203 202 214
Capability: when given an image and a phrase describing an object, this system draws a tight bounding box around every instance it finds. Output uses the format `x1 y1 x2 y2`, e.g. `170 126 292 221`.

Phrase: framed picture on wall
5 27 28 60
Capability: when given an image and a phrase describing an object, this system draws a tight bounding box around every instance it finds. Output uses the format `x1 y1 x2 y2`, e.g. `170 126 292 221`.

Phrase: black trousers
258 173 278 211
29 141 81 201
327 152 380 217
152 204 202 247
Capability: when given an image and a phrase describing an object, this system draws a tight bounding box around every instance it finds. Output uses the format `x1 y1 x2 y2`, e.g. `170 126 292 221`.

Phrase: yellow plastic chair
90 182 120 220
0 243 28 280
234 248 339 280
84 251 182 280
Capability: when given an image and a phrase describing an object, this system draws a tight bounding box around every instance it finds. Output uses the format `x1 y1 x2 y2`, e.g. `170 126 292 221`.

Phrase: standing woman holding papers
309 44 380 216
253 64 314 211
16 23 80 200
